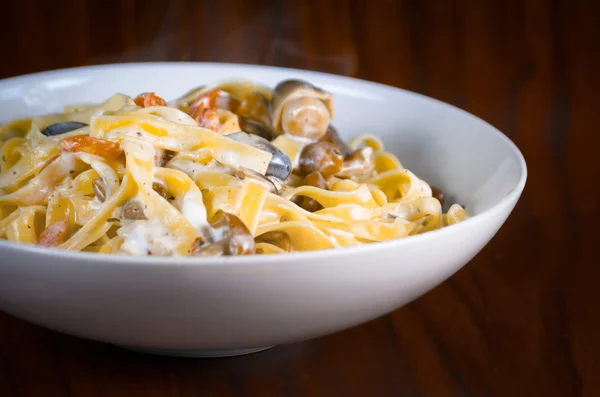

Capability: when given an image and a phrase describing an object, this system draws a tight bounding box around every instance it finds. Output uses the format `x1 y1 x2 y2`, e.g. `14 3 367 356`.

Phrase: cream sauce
118 219 180 256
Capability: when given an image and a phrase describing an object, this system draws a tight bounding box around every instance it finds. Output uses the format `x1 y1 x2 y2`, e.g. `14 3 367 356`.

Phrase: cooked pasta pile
0 79 468 256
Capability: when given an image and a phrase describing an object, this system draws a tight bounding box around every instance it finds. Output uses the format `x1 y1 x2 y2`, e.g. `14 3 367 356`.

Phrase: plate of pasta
0 63 526 356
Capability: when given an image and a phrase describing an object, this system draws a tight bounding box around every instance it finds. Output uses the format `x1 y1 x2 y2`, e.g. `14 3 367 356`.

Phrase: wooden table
1 1 599 396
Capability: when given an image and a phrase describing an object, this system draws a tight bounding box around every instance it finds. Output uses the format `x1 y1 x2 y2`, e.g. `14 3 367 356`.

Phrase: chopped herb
12 171 16 175
168 196 175 200
136 132 142 137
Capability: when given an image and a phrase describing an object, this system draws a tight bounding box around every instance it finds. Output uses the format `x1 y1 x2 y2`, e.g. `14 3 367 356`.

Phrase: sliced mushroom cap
209 211 255 256
320 125 352 156
154 149 175 167
41 121 88 137
192 240 227 256
297 171 328 212
235 166 290 195
266 175 291 195
336 146 376 178
152 182 169 200
122 200 147 220
234 166 290 195
236 91 272 129
298 141 344 177
239 118 272 141
270 79 334 139
92 178 106 202
304 171 328 189
226 131 292 180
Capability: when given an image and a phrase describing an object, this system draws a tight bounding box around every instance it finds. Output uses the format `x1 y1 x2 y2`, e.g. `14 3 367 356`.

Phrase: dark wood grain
1 0 599 396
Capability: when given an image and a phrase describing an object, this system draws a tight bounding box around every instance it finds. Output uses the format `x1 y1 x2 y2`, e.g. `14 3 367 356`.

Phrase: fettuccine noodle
0 79 469 256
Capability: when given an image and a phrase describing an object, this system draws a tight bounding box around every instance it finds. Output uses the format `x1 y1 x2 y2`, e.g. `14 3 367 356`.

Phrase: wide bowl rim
0 62 528 267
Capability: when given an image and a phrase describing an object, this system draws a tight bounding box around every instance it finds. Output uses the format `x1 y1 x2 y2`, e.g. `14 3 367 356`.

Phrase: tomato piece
191 107 220 131
134 92 167 108
189 90 220 111
59 136 122 159
186 90 226 131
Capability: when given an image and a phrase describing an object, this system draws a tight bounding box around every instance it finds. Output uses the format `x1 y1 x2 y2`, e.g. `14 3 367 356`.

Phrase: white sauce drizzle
180 190 209 236
118 219 180 256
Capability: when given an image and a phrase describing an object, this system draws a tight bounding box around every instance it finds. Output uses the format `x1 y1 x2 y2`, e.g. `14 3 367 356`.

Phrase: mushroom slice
239 118 272 141
122 199 147 220
298 141 344 178
270 79 334 139
320 125 352 156
92 178 107 202
234 166 290 195
296 171 328 212
193 211 255 256
192 240 227 256
336 146 376 178
41 121 88 137
235 167 281 194
226 132 292 180
236 91 273 130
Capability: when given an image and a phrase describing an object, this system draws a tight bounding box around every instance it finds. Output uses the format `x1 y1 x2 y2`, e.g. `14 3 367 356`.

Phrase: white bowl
0 63 526 357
